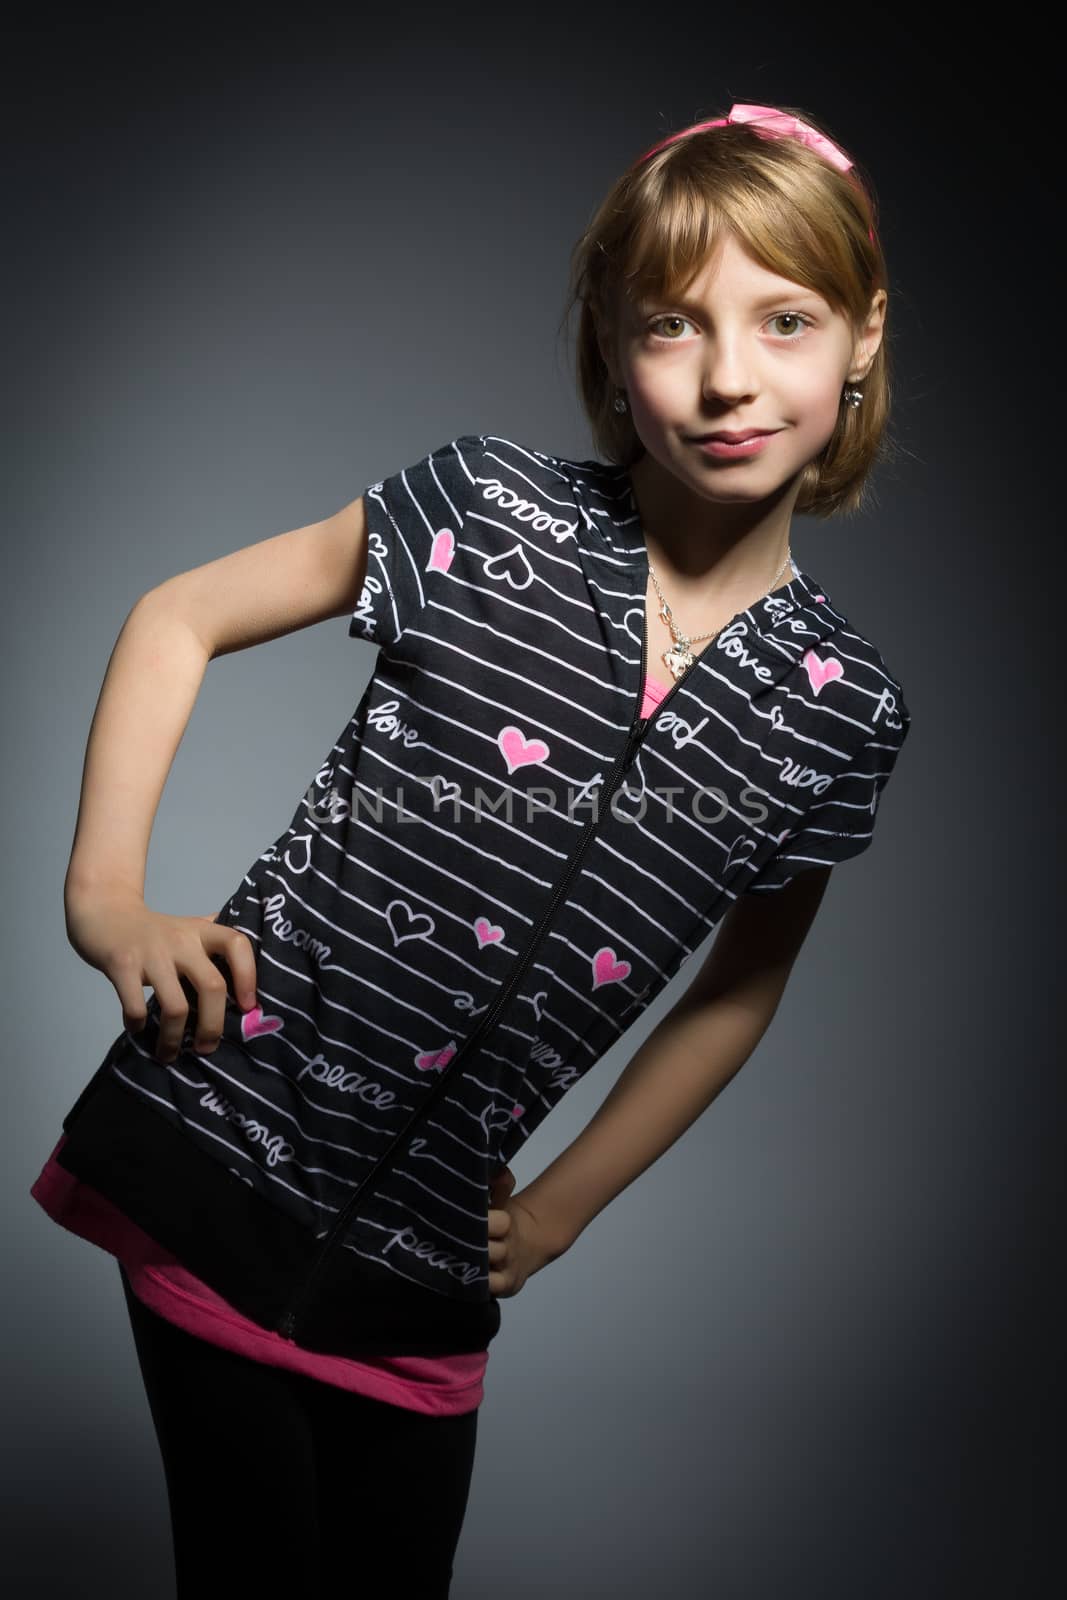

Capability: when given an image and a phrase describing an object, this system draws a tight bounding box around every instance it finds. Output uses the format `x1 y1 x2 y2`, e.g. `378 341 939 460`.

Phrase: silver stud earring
613 389 629 414
843 385 864 408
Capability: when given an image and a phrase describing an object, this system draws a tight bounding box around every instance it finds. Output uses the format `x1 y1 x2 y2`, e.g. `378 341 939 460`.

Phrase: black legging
118 1263 480 1598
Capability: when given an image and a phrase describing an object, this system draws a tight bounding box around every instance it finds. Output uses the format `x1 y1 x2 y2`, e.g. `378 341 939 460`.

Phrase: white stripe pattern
81 432 911 1319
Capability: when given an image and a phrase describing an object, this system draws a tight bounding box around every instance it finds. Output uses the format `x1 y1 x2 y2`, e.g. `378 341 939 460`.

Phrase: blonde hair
559 106 896 519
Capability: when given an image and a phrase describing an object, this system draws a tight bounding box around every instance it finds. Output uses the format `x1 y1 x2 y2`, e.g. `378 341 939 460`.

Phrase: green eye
646 315 693 340
769 312 813 338
645 311 815 343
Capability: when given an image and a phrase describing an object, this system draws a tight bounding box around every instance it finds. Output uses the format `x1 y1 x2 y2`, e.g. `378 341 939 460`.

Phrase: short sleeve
348 433 485 650
746 709 912 894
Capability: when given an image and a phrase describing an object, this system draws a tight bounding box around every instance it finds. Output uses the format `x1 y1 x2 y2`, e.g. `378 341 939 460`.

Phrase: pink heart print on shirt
427 529 455 573
240 1006 284 1042
592 946 631 989
498 725 550 774
474 916 505 947
803 648 844 696
415 1040 457 1073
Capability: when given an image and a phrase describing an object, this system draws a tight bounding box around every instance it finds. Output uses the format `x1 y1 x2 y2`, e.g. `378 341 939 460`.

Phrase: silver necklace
647 548 794 680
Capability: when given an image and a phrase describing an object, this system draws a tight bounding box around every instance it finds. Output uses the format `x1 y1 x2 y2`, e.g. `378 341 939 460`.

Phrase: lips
697 429 779 443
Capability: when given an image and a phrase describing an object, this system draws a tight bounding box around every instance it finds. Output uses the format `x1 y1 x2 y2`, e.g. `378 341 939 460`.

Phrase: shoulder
839 612 909 742
784 572 911 752
469 435 635 558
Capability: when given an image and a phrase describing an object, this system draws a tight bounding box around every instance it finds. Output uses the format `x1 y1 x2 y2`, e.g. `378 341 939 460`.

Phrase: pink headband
637 102 876 244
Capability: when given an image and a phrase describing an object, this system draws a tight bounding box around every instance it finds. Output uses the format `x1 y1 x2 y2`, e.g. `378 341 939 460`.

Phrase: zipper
275 575 712 1340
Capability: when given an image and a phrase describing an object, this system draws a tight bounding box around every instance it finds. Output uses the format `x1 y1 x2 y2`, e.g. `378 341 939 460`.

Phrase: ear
595 318 620 387
849 288 887 383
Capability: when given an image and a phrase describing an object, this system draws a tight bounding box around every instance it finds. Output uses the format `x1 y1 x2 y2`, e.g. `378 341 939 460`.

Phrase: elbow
129 581 216 664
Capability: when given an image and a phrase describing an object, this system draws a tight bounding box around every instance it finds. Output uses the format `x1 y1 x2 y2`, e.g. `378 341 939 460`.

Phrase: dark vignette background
3 12 1059 1598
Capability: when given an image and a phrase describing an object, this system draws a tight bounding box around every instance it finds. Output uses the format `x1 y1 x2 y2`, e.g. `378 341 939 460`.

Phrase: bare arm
63 495 370 1059
65 495 370 901
516 866 832 1259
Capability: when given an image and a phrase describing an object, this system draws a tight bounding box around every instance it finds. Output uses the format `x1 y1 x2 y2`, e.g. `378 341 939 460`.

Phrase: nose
700 332 758 404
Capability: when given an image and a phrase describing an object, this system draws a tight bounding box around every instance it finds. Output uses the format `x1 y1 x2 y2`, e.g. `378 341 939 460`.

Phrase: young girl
32 101 911 1595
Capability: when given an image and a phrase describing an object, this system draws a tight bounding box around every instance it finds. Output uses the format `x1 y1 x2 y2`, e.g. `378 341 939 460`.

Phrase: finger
179 955 230 1054
147 967 191 1063
201 922 259 1012
109 951 151 1034
489 1260 511 1299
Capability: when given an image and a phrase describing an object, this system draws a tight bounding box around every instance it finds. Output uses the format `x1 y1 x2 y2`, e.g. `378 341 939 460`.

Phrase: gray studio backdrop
5 15 1052 1600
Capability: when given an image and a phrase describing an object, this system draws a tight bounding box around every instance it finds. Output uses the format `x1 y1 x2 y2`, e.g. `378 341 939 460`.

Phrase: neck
628 450 797 606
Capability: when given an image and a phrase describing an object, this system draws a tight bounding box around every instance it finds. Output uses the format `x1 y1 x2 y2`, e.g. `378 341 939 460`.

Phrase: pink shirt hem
31 1136 486 1416
32 668 673 1416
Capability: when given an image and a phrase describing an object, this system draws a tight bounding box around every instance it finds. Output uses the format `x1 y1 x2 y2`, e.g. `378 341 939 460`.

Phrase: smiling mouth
690 429 781 443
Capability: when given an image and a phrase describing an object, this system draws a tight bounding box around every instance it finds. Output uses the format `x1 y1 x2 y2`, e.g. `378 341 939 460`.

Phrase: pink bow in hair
636 103 875 243
638 102 856 170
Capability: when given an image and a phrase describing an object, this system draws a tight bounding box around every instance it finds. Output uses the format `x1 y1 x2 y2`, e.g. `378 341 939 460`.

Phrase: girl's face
604 233 885 509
